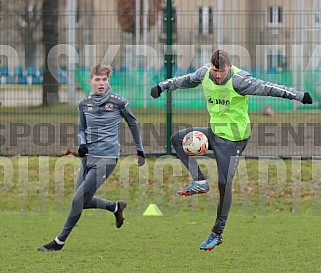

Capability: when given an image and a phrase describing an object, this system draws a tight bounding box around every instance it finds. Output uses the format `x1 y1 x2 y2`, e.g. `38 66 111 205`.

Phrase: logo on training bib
214 98 230 106
207 97 230 106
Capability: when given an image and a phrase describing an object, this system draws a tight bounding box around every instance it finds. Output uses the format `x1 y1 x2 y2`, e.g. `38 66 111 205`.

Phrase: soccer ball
182 131 208 156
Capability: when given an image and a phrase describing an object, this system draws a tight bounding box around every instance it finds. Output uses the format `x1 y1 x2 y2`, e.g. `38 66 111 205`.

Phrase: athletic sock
113 202 118 213
196 180 207 184
55 237 65 245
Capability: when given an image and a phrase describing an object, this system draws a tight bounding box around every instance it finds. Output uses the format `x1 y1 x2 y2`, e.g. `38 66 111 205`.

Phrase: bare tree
42 0 59 106
116 0 162 34
20 1 42 66
2 1 42 67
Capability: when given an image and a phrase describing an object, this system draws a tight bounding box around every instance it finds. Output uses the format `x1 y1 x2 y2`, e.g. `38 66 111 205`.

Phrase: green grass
1 212 321 273
0 104 320 124
1 156 321 272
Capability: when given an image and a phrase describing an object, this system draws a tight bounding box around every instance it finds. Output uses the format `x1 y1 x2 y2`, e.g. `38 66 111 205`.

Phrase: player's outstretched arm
233 70 313 104
150 66 206 99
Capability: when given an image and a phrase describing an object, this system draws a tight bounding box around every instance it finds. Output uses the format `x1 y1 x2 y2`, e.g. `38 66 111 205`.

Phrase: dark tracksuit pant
57 156 117 242
171 127 248 235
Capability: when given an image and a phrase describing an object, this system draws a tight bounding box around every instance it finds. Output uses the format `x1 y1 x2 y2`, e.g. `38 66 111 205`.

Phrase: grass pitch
1 213 321 273
0 156 321 272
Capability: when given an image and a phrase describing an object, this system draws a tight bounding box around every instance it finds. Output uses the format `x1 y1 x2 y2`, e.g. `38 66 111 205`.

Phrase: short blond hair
89 64 112 78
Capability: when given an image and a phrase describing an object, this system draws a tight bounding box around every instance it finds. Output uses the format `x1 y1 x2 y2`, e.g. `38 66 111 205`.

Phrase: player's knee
71 196 83 209
72 192 88 207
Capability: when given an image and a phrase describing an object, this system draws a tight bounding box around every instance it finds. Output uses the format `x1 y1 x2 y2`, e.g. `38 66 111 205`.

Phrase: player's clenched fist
150 85 163 99
78 144 88 157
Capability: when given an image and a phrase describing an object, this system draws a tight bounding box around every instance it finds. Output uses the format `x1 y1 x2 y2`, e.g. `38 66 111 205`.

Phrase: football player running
38 64 145 252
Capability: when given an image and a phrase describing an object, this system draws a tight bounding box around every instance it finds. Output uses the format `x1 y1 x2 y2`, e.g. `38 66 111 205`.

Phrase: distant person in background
151 49 313 251
38 64 145 252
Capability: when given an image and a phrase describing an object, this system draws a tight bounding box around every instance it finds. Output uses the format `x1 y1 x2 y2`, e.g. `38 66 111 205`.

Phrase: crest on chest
105 103 114 111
